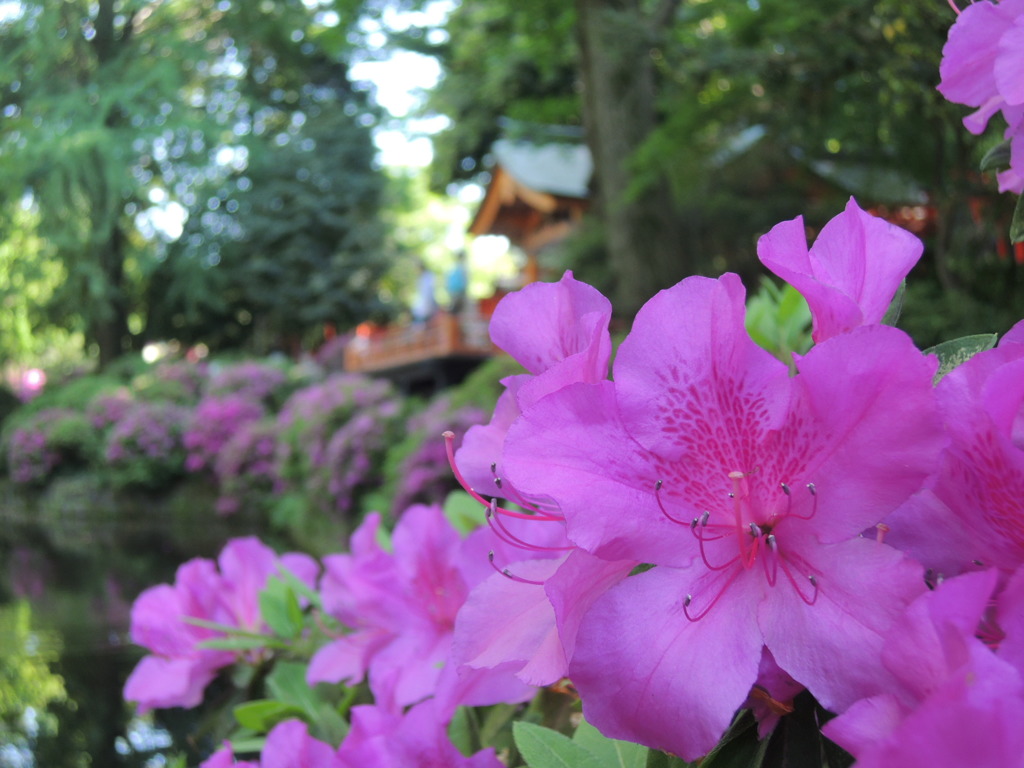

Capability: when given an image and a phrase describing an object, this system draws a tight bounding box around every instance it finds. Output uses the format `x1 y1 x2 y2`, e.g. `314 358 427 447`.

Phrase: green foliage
414 0 580 189
0 602 66 739
925 334 999 384
744 278 813 365
1012 194 1024 244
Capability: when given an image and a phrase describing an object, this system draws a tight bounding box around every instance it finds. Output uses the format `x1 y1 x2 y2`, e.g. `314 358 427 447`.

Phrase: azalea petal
505 381 694 565
306 630 389 686
123 655 219 713
938 1 1008 108
569 566 764 762
758 199 923 342
996 22 1024 105
452 558 566 685
759 537 924 713
490 271 611 376
455 376 528 496
261 719 339 768
790 325 943 542
996 565 1024 673
613 273 789 456
822 693 906 758
545 550 634 667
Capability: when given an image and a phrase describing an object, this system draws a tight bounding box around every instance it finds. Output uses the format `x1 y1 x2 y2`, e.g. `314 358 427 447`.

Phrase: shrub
5 408 99 486
204 360 292 407
183 395 266 473
104 402 190 490
274 374 397 492
388 396 488 517
213 418 280 516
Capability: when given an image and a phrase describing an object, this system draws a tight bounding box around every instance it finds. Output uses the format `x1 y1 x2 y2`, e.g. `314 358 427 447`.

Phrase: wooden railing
343 312 495 374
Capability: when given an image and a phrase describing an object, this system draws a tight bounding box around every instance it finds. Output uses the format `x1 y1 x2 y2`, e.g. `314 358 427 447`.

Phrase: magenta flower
825 570 1024 768
307 505 534 711
124 537 317 713
938 0 1024 193
201 719 339 768
885 329 1024 579
455 270 612 495
502 274 943 760
335 699 503 768
757 197 923 343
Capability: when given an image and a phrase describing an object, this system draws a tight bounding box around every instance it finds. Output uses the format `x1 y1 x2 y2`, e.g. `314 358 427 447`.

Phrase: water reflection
1 477 263 766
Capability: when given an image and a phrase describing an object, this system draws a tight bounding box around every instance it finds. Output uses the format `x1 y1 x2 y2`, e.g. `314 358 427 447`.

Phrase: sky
351 2 454 169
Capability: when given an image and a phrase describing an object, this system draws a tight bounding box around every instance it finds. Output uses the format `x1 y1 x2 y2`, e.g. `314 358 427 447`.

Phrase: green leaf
444 490 485 535
259 577 304 639
980 139 1012 171
276 564 322 610
223 737 266 755
924 334 998 383
265 662 348 745
644 750 691 768
266 661 321 716
1011 193 1024 244
197 636 281 651
448 706 481 757
573 717 648 768
700 710 768 768
513 721 604 768
881 280 906 327
233 699 306 732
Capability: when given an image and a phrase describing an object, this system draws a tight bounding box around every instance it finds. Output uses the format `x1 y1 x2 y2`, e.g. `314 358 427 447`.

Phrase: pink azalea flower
124 537 318 713
445 271 637 689
938 0 1024 193
757 197 923 343
502 274 943 760
201 719 339 768
455 270 612 496
885 330 1024 579
335 699 503 768
307 505 534 712
825 570 1024 768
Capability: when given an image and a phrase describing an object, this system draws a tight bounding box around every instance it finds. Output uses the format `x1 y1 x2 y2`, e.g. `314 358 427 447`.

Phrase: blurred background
1 0 1022 765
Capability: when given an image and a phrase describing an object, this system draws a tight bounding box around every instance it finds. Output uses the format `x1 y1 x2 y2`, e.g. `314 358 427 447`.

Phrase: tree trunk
91 224 131 368
575 0 688 318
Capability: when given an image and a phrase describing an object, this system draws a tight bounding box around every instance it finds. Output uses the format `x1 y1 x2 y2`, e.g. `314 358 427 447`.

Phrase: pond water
0 477 264 767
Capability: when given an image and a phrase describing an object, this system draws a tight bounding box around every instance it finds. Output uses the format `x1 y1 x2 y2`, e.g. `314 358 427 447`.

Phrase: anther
684 594 693 607
808 574 818 587
780 482 791 496
806 483 816 496
490 462 497 474
655 479 663 491
766 534 777 551
972 559 985 566
700 510 710 527
875 523 890 544
749 522 762 537
487 550 546 585
494 477 503 489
